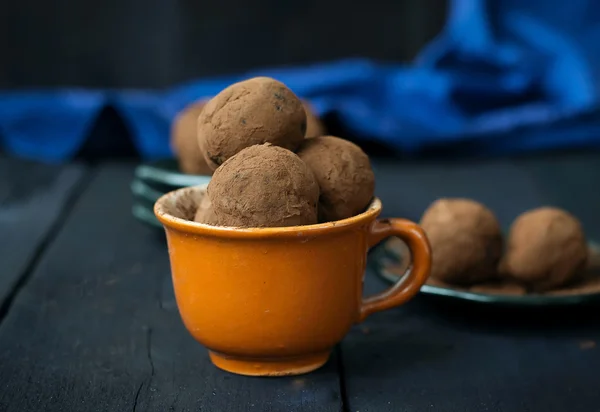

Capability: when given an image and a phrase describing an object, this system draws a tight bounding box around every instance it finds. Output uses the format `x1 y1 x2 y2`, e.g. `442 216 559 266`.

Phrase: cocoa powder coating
207 144 319 228
469 280 527 296
193 192 218 225
297 136 375 222
499 207 588 291
420 198 503 285
170 100 213 175
198 77 307 170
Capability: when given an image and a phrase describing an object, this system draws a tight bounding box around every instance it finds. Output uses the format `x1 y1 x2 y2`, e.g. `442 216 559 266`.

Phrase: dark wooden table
1 152 600 412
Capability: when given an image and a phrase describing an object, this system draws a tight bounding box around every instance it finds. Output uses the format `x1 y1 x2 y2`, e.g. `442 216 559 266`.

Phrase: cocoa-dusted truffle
499 207 588 291
193 192 218 225
297 136 374 222
420 198 502 285
198 77 306 170
303 101 326 138
170 100 213 175
469 280 527 296
208 144 319 227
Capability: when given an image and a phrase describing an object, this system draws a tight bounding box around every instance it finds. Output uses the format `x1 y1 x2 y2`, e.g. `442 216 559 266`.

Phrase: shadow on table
342 295 600 381
415 295 600 337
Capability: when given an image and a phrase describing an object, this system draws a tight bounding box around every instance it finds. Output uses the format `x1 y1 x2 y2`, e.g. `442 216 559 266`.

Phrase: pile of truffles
412 198 593 296
171 100 212 175
171 88 326 176
187 76 374 227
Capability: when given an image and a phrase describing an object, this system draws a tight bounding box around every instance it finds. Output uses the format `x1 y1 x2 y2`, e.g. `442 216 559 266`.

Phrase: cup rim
154 185 382 239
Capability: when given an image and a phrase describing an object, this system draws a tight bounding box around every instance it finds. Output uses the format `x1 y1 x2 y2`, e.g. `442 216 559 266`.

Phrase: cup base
208 350 331 377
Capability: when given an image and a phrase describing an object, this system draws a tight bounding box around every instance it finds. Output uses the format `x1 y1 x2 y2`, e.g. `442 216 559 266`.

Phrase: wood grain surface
0 164 342 412
0 156 86 317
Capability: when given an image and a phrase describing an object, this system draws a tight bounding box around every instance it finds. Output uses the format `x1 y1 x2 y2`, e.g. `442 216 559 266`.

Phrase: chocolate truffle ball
207 144 319 228
193 192 218 225
420 198 503 285
469 280 527 296
499 207 588 291
297 136 375 222
303 101 326 138
170 100 213 175
198 77 306 170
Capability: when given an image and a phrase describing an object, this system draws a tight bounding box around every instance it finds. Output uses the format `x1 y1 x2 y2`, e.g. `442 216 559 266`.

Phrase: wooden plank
344 273 600 412
344 155 600 412
0 163 342 412
0 156 86 313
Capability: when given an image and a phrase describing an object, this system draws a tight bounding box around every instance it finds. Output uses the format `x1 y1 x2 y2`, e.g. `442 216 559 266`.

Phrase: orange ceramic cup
154 185 431 377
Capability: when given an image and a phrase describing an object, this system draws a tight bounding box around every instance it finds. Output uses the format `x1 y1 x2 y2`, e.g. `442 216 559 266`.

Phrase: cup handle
359 218 432 322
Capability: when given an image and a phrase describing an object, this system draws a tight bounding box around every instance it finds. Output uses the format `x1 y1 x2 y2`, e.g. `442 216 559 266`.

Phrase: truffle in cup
193 193 218 226
198 77 307 170
499 207 587 292
208 144 319 228
420 198 503 285
297 136 375 222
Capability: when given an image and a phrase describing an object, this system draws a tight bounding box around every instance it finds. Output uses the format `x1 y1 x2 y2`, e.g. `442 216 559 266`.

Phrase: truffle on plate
297 135 375 222
207 144 319 228
469 280 527 296
303 101 326 138
193 192 218 225
171 100 213 175
198 77 306 170
420 198 503 285
499 207 588 291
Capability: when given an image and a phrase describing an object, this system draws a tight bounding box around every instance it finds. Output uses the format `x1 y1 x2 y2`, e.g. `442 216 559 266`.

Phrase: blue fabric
2 0 600 162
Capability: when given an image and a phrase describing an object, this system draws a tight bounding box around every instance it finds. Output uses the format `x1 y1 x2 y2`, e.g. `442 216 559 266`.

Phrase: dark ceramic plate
131 159 211 229
369 239 600 306
135 159 211 192
131 178 162 228
132 203 163 229
131 178 164 205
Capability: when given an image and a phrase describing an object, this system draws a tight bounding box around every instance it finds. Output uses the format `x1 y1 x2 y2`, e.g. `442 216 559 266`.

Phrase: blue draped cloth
2 0 600 162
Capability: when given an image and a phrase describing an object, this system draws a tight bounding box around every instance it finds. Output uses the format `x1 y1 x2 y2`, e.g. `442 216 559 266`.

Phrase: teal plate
135 159 211 191
131 178 165 204
132 203 163 229
132 159 211 229
369 240 600 306
130 177 210 229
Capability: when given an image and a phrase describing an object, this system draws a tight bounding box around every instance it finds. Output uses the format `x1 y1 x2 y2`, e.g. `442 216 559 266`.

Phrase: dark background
1 0 447 89
2 4 600 411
